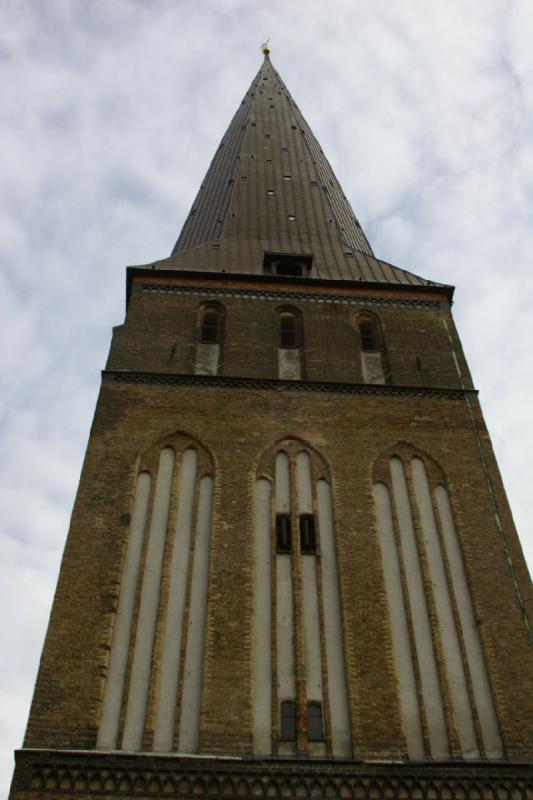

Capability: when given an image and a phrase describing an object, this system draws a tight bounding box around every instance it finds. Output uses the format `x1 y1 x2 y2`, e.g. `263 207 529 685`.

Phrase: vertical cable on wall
297 452 325 756
153 448 198 752
275 451 297 755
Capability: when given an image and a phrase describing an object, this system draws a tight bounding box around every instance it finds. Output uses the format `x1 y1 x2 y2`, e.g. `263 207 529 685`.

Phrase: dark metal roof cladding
157 55 444 289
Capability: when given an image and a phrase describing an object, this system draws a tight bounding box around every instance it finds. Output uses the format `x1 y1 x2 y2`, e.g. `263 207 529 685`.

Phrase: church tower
10 50 533 799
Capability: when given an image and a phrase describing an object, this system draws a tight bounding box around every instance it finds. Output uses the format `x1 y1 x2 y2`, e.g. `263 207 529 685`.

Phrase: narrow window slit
300 514 316 554
276 514 292 553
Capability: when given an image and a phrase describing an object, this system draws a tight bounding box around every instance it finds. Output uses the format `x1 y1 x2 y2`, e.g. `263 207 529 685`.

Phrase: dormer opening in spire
263 252 313 278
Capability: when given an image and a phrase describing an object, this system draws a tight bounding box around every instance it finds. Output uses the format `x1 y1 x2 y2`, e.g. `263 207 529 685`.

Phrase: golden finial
260 38 271 56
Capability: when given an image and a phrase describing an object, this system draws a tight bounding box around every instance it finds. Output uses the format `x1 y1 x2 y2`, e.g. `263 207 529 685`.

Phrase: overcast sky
1 0 532 793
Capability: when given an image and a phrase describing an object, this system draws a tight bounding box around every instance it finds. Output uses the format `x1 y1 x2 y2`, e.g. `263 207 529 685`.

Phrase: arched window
280 312 298 348
195 305 224 376
356 314 386 385
307 702 324 741
277 309 302 380
201 309 220 343
280 701 297 740
359 319 379 352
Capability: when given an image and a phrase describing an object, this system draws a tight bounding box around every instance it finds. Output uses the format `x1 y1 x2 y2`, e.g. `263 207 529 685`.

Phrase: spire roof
155 56 444 290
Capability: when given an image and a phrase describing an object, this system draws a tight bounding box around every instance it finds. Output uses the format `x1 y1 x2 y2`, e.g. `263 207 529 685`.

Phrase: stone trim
103 371 476 402
13 749 533 799
137 283 443 310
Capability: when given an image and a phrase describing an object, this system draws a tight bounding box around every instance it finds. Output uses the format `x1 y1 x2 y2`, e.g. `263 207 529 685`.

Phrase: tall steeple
10 52 533 800
159 54 442 289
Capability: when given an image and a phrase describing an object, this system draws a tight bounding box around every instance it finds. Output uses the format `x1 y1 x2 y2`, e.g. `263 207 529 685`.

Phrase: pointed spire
164 56 441 289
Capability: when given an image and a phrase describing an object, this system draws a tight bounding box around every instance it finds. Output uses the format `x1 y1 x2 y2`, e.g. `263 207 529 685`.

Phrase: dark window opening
300 514 316 553
276 514 292 553
307 702 323 741
263 252 313 277
280 701 297 740
280 313 298 348
276 262 302 276
201 310 219 343
360 320 379 351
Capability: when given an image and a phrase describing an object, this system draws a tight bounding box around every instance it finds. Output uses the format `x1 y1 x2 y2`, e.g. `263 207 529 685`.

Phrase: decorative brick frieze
12 749 533 799
137 282 444 310
103 370 474 401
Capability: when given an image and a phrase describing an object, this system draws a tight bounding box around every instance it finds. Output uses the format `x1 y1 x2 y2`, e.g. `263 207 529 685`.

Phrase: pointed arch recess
97 431 215 756
372 443 502 761
252 436 351 758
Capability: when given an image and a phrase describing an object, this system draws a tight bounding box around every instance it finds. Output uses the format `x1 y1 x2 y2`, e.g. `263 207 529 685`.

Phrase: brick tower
10 50 533 799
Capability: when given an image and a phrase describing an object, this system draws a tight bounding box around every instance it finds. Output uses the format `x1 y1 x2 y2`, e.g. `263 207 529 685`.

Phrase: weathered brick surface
11 277 533 800
107 276 472 390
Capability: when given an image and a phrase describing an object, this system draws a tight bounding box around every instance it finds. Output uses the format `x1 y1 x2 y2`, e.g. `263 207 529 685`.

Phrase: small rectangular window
280 701 297 740
276 514 292 553
300 514 316 553
307 702 323 741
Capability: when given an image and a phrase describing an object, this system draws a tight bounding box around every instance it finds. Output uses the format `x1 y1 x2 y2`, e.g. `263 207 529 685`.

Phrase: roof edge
125 266 454 308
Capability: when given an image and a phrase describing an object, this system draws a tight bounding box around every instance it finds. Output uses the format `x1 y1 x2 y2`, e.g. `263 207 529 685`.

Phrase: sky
1 0 532 794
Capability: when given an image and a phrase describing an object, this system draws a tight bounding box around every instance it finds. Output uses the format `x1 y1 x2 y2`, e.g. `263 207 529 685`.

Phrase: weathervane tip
260 38 271 56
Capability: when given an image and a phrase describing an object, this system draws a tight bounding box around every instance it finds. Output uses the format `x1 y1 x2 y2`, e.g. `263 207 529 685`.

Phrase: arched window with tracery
195 304 224 375
277 308 302 380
